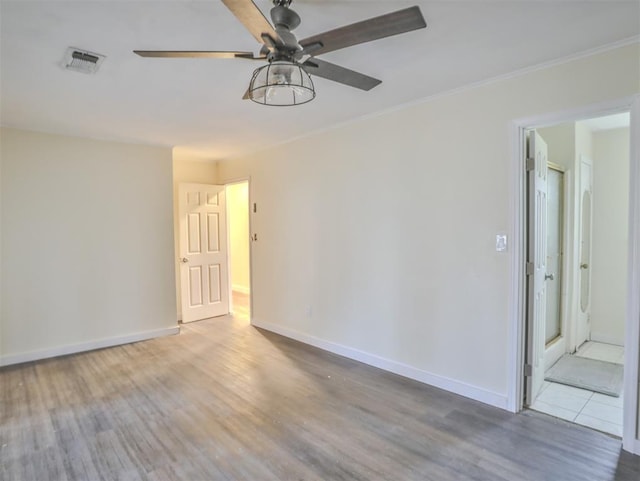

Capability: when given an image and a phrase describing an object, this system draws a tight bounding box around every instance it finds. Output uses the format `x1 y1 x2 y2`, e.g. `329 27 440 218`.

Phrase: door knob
180 257 189 263
580 263 589 269
545 273 555 281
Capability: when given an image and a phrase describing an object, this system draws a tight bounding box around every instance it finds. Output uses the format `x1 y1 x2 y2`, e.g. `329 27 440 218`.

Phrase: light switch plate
496 234 508 252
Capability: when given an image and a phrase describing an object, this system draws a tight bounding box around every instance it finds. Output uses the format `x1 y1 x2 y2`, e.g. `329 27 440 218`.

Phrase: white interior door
575 155 593 348
525 130 548 406
179 183 229 323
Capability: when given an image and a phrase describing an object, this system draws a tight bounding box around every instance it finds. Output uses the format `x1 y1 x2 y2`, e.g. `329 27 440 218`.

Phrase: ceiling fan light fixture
248 61 315 106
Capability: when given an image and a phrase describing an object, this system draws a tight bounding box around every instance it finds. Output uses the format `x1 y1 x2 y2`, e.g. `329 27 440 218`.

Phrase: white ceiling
1 1 638 162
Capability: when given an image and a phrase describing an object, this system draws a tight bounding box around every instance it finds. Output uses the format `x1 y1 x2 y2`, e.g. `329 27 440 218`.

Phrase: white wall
591 127 630 345
172 159 218 319
215 43 639 408
0 128 177 364
538 123 575 170
575 121 594 161
227 182 250 294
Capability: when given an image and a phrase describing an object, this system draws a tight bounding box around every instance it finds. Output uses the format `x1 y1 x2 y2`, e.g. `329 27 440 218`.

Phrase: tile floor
531 341 624 437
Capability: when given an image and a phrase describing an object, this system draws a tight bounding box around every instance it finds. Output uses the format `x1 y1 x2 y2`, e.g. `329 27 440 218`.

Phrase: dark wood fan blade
299 6 426 56
221 0 281 45
302 58 381 91
134 50 263 59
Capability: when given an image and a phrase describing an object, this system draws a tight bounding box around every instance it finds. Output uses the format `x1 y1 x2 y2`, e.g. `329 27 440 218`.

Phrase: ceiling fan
134 0 426 106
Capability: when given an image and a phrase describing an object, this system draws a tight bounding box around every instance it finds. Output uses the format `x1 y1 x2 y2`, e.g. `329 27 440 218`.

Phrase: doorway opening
507 95 640 454
523 112 631 437
226 180 251 322
176 180 252 324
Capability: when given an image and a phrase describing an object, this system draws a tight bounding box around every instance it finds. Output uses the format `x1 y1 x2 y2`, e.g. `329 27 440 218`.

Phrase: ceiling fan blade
299 6 426 56
302 58 381 91
134 50 263 59
221 0 281 45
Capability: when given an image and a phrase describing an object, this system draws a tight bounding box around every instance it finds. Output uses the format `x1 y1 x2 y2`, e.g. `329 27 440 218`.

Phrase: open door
178 183 230 323
525 130 548 405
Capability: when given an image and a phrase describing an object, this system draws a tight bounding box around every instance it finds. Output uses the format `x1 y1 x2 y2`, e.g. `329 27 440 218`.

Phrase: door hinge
524 364 533 377
526 262 534 275
526 157 535 171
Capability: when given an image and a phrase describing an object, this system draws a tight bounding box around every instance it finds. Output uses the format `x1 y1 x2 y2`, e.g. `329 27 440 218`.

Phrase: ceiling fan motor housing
268 5 303 62
270 5 300 31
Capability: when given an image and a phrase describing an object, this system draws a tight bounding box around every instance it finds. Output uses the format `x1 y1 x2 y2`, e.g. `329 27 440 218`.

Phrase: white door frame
224 176 253 323
506 95 640 455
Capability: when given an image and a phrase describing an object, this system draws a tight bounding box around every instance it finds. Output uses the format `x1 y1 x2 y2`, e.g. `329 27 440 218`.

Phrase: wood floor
231 290 251 321
2 314 639 480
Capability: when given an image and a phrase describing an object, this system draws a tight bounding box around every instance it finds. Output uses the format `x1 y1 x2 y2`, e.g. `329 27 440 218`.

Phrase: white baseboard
0 326 180 367
251 319 508 410
623 437 640 456
590 331 624 347
232 285 250 295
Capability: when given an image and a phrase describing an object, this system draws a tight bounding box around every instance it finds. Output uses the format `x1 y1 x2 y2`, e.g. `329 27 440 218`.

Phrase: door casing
507 95 640 455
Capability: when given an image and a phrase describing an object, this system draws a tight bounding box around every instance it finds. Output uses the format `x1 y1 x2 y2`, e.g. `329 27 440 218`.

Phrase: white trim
623 95 640 454
252 318 508 410
0 326 180 367
561 166 578 353
506 122 527 412
508 95 640 455
629 439 640 455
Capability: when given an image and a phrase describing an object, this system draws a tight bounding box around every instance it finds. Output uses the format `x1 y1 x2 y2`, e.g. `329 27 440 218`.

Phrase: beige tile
580 400 623 425
538 388 590 413
575 342 624 364
574 414 622 437
590 392 624 408
542 382 594 399
531 400 578 422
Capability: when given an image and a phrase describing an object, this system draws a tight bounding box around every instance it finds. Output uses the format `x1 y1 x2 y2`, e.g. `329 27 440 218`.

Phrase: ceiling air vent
62 47 105 74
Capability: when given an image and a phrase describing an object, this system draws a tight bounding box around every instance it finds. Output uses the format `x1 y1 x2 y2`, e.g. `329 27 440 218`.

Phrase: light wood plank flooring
2 315 639 480
231 290 250 321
